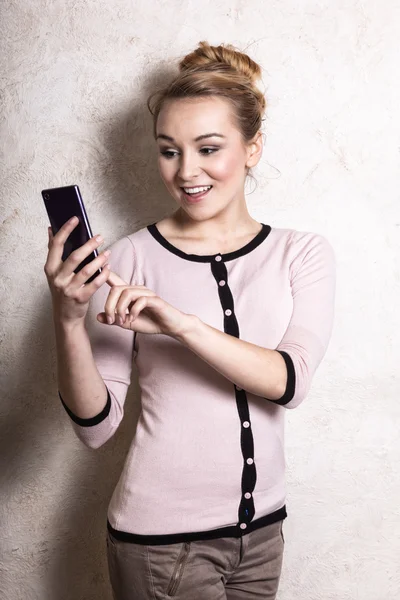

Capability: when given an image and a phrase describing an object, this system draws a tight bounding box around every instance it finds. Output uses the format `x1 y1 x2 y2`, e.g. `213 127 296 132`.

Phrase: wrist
173 314 201 345
53 312 86 334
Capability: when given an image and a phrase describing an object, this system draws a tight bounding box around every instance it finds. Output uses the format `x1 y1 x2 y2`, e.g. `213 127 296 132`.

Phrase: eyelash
159 148 219 159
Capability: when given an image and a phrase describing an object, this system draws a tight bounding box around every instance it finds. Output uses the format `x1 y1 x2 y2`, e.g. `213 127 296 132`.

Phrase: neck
173 208 261 241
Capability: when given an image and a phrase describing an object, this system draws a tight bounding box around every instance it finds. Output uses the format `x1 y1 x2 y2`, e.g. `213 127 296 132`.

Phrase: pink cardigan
59 222 336 545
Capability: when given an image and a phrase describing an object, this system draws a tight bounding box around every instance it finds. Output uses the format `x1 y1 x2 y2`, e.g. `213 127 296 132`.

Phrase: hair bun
179 41 262 86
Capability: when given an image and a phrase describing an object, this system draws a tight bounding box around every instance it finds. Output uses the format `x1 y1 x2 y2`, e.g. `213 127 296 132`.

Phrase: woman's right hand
44 216 112 325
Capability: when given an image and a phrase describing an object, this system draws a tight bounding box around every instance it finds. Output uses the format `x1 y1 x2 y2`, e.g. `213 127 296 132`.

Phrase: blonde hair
146 41 267 188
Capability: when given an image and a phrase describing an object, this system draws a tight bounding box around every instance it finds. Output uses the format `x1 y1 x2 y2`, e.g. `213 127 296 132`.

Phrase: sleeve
58 235 138 448
271 232 336 409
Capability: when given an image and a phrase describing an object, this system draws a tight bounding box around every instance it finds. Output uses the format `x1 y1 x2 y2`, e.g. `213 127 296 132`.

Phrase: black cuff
270 351 295 405
59 387 111 427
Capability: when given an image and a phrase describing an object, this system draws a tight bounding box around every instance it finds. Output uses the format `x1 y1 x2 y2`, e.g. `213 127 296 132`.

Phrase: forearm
53 313 108 419
174 315 287 401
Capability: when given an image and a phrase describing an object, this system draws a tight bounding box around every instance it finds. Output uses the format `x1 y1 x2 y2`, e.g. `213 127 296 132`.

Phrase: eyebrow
156 133 226 142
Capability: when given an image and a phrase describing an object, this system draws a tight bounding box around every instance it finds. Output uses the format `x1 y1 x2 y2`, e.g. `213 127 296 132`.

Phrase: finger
105 270 128 288
99 295 157 328
127 296 149 323
103 287 156 324
128 295 162 322
75 263 112 304
73 248 112 287
96 311 112 325
55 232 106 285
116 288 157 323
46 216 81 272
103 284 130 324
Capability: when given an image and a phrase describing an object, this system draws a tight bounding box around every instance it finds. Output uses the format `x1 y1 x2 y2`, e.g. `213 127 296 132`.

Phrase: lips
181 186 213 203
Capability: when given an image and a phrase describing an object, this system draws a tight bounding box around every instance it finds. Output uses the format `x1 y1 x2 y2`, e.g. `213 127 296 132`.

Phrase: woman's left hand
96 270 192 338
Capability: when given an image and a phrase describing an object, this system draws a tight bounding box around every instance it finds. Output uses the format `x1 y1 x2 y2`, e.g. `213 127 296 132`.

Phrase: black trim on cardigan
59 387 111 426
271 350 296 405
107 505 287 546
147 222 271 263
210 254 257 530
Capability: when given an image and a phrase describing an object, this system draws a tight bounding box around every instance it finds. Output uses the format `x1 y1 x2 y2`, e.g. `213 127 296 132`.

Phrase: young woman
45 41 336 600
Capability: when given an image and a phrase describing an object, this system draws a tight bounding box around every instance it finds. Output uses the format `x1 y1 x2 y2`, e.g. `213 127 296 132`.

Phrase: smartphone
42 185 102 284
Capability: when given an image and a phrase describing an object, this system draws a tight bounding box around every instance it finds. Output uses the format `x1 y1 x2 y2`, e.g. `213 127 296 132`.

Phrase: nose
177 151 202 181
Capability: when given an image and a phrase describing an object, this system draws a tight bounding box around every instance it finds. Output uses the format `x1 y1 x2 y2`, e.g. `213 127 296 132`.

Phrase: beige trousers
106 519 285 599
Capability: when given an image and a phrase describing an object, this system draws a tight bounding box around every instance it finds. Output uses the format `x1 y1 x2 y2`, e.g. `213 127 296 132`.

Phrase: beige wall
1 1 399 599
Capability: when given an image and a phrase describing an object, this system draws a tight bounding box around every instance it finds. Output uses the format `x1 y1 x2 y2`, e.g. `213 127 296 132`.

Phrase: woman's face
155 96 262 220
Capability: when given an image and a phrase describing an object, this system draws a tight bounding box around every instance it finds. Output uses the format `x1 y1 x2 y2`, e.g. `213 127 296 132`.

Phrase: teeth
183 185 212 194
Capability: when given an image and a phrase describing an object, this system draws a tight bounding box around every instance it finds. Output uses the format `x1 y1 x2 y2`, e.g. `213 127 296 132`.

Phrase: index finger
105 270 128 287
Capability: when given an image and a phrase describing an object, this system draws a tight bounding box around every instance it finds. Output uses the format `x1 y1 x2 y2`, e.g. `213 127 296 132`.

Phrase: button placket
210 254 256 532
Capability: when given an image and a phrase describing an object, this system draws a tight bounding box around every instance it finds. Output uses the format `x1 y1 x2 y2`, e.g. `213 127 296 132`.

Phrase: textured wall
1 1 399 599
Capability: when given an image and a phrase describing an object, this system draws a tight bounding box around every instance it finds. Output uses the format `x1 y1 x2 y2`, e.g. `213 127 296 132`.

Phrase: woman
45 41 336 600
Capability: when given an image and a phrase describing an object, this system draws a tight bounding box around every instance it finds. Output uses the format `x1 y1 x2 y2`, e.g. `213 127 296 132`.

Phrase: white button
236 385 242 391
225 309 232 316
240 523 247 530
246 458 254 465
243 421 250 428
219 280 226 286
215 255 222 262
244 492 252 499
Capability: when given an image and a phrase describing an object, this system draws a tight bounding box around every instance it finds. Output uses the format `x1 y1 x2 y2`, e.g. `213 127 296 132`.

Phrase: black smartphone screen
42 185 101 284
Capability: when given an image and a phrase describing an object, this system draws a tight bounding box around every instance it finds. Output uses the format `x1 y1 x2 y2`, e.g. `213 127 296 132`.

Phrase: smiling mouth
180 186 213 201
180 186 213 192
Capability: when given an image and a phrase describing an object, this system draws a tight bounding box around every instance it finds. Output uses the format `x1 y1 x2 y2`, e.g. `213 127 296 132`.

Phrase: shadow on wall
0 303 141 599
0 68 177 600
97 65 179 240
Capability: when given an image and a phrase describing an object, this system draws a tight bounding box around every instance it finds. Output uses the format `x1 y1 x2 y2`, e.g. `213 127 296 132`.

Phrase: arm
55 318 109 420
57 236 137 448
174 319 288 400
174 233 336 409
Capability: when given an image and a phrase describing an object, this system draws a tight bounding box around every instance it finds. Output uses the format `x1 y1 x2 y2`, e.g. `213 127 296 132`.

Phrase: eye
159 148 219 159
200 147 218 155
159 150 177 159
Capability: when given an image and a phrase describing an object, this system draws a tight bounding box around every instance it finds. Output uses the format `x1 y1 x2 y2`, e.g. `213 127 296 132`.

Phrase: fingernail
107 316 113 324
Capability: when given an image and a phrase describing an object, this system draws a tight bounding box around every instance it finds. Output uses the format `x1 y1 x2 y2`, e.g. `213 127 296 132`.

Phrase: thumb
105 269 128 287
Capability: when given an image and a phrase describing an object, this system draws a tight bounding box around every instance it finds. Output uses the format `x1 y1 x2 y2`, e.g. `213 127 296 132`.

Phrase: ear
245 131 263 169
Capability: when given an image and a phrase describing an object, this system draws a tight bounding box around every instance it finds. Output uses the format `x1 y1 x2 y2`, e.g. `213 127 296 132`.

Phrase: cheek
211 154 241 181
157 153 241 184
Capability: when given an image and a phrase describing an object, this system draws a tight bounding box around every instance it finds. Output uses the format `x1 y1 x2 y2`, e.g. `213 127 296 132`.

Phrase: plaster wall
1 1 399 598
